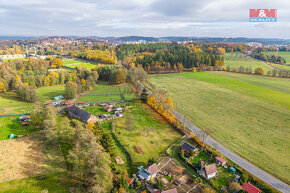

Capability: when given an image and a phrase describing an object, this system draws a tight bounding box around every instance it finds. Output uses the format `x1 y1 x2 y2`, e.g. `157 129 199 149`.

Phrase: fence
0 113 30 117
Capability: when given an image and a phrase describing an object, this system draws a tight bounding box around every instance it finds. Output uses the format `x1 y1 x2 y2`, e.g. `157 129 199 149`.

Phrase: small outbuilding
180 142 198 157
229 166 236 174
215 156 227 166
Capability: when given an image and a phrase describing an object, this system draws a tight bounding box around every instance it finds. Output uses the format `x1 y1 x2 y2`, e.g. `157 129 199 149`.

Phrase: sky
0 0 290 38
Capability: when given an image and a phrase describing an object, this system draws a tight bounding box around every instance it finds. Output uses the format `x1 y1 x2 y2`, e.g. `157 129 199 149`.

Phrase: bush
254 67 264 75
136 181 141 187
180 149 185 159
240 173 249 184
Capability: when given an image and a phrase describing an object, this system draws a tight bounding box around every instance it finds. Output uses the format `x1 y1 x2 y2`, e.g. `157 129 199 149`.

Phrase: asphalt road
171 109 289 193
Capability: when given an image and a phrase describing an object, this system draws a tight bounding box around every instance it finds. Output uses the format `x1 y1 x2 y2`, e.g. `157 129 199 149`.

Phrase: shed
215 156 227 166
53 95 64 100
229 167 236 174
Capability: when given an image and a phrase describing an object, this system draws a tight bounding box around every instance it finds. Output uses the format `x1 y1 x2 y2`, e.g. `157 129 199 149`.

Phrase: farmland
224 52 274 72
149 72 290 182
63 59 97 70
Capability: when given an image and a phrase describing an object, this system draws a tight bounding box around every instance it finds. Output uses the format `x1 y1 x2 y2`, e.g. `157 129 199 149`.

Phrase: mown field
263 51 290 64
224 52 273 72
149 72 290 182
63 59 97 70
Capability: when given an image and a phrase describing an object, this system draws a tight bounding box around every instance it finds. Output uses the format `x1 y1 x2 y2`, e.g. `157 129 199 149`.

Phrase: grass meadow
113 102 182 167
224 52 274 72
0 92 33 114
0 172 69 193
77 82 136 103
36 85 65 102
149 72 290 182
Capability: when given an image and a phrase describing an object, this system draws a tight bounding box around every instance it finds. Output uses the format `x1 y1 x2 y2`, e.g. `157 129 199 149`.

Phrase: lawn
0 92 33 114
263 51 290 64
0 116 40 140
0 172 69 193
224 52 274 72
149 72 290 182
36 85 65 102
113 102 182 167
63 59 98 70
210 165 235 189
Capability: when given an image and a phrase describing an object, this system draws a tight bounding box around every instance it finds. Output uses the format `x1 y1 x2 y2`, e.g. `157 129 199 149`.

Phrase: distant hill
0 35 289 45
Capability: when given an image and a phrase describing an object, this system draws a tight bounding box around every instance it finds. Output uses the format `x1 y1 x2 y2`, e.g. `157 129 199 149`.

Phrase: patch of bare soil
0 134 65 183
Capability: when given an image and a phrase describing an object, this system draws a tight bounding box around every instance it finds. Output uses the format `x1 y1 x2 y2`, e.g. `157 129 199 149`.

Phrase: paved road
172 109 289 193
137 82 289 193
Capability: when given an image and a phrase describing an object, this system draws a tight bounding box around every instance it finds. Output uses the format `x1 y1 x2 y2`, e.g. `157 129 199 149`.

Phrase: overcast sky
0 0 289 38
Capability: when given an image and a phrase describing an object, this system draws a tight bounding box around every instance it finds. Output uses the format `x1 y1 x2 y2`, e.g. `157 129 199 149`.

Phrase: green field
0 116 40 140
114 102 182 166
36 85 65 102
63 59 97 70
0 172 69 193
263 51 290 64
149 72 290 182
224 52 273 72
0 92 33 114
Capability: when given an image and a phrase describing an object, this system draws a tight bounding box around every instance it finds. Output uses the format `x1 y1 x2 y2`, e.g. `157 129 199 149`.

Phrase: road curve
137 82 289 193
172 109 289 193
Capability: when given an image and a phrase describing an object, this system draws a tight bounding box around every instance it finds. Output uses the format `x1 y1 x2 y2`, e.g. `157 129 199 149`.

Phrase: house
147 163 159 178
52 101 62 107
138 168 151 181
180 142 198 156
115 107 123 112
67 105 97 123
19 115 31 122
215 156 227 166
242 183 262 193
104 105 113 112
205 163 218 179
161 188 178 193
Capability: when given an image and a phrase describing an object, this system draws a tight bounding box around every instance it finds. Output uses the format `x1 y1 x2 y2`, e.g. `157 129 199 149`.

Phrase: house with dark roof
67 105 97 123
138 168 151 181
180 142 198 156
242 182 262 193
204 163 218 179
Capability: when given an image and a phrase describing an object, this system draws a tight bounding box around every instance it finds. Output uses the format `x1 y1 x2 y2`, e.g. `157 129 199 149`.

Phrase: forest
117 43 225 73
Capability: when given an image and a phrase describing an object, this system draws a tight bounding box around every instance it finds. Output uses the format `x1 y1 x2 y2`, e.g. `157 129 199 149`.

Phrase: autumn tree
114 68 127 84
51 58 63 68
254 67 264 75
65 81 79 99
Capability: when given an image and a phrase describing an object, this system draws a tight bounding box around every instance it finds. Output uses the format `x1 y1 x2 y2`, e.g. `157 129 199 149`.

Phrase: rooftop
205 163 217 175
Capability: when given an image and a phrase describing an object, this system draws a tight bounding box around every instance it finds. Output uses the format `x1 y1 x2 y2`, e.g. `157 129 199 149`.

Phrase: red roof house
242 182 262 193
205 163 218 179
148 163 159 178
215 156 227 166
161 188 178 193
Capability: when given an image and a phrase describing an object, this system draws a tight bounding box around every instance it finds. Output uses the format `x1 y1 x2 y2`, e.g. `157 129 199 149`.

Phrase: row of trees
35 106 114 193
251 52 286 64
